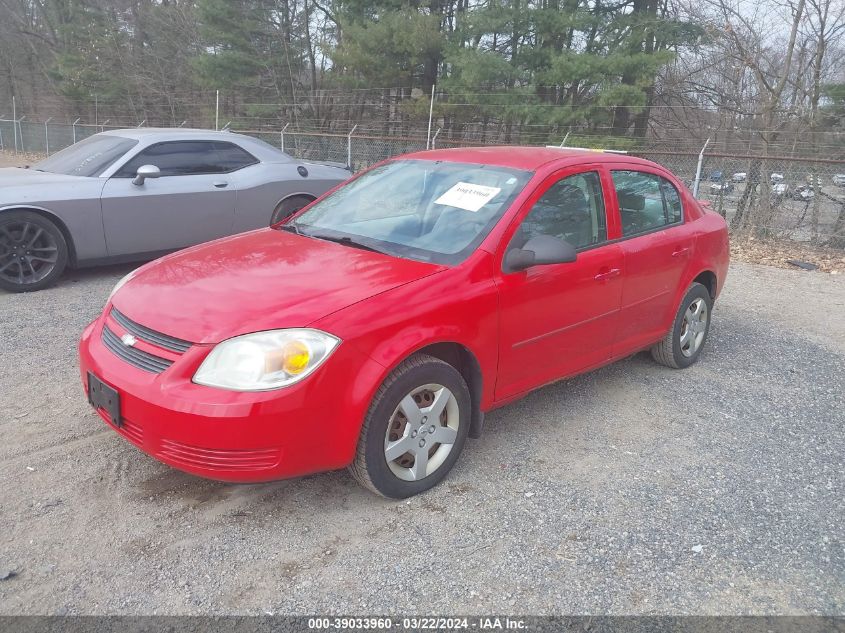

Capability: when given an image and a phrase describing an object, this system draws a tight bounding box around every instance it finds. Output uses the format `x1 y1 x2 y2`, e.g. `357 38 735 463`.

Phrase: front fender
312 251 500 412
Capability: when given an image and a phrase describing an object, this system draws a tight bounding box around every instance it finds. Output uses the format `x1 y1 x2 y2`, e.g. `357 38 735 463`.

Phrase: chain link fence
2 117 843 248
636 150 845 246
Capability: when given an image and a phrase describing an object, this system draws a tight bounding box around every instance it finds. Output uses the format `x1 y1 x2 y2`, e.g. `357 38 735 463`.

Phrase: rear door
99 140 255 256
607 167 694 355
494 166 624 400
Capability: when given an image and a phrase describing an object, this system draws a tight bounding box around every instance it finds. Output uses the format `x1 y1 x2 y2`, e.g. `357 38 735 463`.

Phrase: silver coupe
0 128 350 292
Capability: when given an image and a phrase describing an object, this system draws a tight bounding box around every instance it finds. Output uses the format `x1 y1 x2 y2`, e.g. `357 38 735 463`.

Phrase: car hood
0 167 88 186
111 228 445 344
0 167 102 203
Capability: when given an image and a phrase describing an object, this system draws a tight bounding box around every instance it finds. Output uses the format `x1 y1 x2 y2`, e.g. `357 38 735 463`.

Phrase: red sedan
79 147 729 498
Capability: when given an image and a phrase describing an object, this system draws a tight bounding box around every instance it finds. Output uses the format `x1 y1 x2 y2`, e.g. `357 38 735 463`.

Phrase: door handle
212 181 229 188
594 268 621 282
672 246 690 257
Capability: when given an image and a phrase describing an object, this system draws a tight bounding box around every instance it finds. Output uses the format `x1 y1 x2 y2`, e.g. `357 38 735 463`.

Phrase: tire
349 354 471 499
650 282 713 369
271 195 314 224
0 210 69 293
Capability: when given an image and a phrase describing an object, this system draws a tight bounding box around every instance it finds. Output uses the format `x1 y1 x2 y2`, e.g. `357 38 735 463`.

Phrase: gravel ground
0 261 842 616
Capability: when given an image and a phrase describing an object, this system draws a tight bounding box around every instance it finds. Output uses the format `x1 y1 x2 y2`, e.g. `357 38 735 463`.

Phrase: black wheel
651 282 713 369
349 354 471 499
271 195 314 224
0 211 68 293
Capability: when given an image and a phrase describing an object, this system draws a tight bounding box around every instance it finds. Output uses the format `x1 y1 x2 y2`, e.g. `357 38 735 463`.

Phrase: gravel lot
0 261 842 616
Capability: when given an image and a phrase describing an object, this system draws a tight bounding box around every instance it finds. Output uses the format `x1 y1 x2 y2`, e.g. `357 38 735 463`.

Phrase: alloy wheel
0 221 59 286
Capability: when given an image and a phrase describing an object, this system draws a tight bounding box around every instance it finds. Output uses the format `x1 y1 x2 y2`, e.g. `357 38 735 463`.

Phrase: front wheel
0 211 68 293
349 354 471 498
651 282 713 369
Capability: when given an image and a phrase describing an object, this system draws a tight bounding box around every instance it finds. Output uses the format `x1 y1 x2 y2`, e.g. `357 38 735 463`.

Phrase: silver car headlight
193 329 341 391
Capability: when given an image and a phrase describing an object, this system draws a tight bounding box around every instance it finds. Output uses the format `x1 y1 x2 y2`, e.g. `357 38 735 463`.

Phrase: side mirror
132 164 161 186
504 235 577 272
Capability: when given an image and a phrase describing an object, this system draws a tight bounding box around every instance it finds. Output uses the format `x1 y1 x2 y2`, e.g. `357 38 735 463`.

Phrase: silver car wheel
0 220 59 286
680 298 708 357
383 383 460 482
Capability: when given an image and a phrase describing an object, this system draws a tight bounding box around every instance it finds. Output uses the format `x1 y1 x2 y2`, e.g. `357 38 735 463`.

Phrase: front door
495 168 624 401
100 140 238 256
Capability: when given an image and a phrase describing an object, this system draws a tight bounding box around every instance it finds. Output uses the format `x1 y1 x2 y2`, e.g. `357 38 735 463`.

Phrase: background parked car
832 173 845 187
771 172 785 183
792 184 815 201
709 170 723 182
0 129 351 292
709 181 734 194
731 172 747 182
771 182 790 197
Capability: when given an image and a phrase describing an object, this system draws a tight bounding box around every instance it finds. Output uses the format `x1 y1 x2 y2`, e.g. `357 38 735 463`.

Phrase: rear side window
213 142 260 172
115 141 257 177
612 171 683 237
515 171 607 250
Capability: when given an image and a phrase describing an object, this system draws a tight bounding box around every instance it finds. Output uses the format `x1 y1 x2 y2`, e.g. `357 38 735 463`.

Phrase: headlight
108 269 138 301
193 329 340 391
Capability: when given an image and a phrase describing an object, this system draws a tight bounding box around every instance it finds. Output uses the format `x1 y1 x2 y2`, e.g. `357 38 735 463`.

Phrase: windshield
35 134 138 177
291 159 532 264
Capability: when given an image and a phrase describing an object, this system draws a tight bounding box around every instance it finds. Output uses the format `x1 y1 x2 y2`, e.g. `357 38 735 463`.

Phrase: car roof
101 128 251 141
400 146 662 171
99 128 289 161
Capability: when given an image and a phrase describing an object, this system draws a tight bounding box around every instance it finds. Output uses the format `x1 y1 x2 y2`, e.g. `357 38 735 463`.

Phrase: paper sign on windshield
434 182 502 212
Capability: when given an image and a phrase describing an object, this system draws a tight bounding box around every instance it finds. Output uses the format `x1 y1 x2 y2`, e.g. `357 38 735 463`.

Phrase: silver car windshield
35 135 139 177
291 159 532 265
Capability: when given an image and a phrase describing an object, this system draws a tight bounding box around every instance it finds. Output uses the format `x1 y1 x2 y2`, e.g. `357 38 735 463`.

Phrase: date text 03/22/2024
306 617 527 630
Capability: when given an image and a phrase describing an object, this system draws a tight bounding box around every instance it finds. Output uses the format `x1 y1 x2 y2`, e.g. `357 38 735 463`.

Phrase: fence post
17 116 25 153
431 127 442 149
692 137 710 198
280 123 289 152
12 96 18 153
72 118 81 144
347 124 358 170
426 85 435 150
0 126 4 151
44 117 52 155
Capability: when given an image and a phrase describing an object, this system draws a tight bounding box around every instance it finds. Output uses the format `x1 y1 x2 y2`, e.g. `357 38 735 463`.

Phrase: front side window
290 159 532 265
515 171 607 250
115 141 257 177
612 170 683 237
34 134 138 177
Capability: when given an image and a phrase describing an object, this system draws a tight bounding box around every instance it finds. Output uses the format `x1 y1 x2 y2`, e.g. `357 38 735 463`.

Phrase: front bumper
78 311 384 482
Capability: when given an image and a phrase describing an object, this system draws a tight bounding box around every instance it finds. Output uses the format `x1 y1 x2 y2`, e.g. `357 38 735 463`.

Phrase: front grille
110 308 192 353
102 326 173 374
158 439 281 472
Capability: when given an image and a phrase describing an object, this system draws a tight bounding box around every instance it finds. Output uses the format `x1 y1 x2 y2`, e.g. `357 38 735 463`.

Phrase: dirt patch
0 150 44 168
731 236 845 274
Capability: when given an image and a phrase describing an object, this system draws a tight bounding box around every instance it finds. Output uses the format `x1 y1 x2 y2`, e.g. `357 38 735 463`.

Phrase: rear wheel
349 354 471 498
271 195 314 224
0 211 68 293
651 282 712 369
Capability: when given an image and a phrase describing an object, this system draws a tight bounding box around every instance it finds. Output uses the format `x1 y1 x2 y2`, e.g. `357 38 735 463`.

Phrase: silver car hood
0 168 104 204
